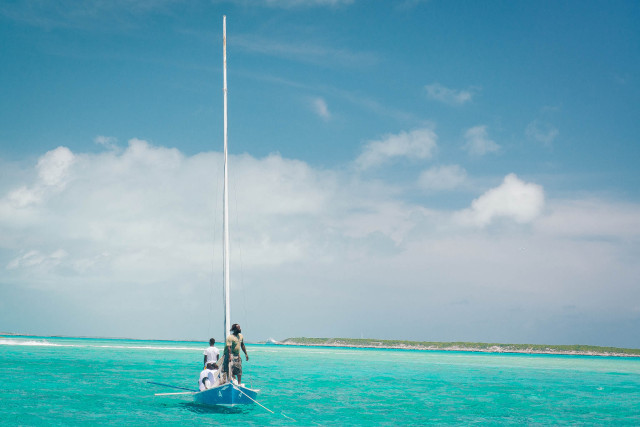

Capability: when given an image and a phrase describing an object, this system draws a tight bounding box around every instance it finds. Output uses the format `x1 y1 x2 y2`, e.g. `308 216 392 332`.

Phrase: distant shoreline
4 333 639 357
275 338 640 358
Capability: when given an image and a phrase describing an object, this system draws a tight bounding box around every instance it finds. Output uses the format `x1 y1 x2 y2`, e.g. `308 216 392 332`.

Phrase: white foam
92 345 198 351
0 339 72 347
0 338 201 351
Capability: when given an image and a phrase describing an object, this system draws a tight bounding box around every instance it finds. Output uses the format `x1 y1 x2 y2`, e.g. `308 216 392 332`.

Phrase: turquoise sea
1 335 639 425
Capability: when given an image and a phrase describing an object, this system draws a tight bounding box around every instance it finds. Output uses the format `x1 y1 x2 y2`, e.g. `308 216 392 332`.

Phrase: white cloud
463 125 499 156
536 199 640 240
94 135 119 150
310 97 331 120
1 142 639 347
37 146 75 187
0 146 75 211
355 128 437 170
418 165 467 191
8 249 68 270
455 173 545 227
525 120 559 146
425 83 474 105
6 186 41 209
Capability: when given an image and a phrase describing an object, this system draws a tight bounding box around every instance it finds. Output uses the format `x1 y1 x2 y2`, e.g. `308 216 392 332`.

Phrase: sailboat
193 15 259 407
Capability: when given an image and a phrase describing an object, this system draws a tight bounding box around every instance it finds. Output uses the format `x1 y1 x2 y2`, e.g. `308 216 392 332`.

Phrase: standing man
222 323 249 385
203 338 219 367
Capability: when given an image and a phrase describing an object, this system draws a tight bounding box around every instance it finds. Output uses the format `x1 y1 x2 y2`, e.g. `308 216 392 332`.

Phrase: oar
147 381 198 392
154 391 196 396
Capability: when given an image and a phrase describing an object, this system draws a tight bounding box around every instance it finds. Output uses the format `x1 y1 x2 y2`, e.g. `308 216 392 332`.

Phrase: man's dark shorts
223 354 242 376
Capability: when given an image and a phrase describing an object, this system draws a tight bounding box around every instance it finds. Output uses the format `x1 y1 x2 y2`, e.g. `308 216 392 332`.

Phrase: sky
1 0 639 347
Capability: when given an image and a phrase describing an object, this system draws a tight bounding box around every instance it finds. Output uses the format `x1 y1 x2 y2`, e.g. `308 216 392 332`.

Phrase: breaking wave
0 339 70 347
0 338 199 351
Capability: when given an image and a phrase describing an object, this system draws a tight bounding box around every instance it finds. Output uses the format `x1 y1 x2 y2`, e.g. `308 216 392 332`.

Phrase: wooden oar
146 381 197 392
154 391 196 396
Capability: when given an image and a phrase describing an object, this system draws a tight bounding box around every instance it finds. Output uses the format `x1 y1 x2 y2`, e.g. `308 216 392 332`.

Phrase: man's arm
241 342 249 361
202 376 210 390
203 355 207 366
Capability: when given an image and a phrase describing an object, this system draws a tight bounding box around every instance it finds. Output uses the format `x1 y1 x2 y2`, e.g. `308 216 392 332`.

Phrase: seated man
198 361 220 391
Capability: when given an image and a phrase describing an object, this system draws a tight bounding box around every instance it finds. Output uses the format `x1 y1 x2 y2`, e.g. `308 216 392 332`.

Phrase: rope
232 385 273 413
232 385 297 422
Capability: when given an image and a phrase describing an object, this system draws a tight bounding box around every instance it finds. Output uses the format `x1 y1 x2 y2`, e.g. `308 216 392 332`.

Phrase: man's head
206 361 217 370
230 323 241 334
209 338 215 345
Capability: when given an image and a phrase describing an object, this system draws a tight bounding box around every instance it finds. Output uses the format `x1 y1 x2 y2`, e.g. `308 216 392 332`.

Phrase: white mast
222 15 231 340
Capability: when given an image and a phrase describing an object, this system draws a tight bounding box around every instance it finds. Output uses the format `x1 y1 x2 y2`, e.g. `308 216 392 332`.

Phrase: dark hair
209 338 215 345
231 323 240 333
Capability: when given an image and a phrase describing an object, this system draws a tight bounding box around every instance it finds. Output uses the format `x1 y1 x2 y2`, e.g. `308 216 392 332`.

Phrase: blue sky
1 0 639 347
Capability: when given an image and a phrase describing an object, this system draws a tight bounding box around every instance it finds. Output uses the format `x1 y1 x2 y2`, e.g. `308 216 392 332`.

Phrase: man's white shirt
204 346 220 365
198 368 220 391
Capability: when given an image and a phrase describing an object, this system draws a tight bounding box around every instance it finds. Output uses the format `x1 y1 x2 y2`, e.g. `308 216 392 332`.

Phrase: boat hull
193 382 258 406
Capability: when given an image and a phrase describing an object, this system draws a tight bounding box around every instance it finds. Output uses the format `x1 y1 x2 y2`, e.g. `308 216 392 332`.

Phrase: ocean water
1 336 639 425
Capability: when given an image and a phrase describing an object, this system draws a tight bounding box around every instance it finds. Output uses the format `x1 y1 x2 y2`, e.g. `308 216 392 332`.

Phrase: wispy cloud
94 135 119 151
525 120 559 146
0 0 180 31
355 128 437 170
331 87 421 124
463 125 499 156
233 35 378 68
396 0 431 11
263 0 355 7
425 83 474 106
8 249 68 271
213 0 354 9
418 165 467 191
613 73 631 85
310 97 331 120
239 71 421 124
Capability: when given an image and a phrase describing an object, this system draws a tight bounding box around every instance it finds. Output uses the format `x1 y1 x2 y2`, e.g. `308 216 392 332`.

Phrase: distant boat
193 15 259 407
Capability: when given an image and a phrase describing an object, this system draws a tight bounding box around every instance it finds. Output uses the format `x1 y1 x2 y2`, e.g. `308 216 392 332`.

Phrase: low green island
274 337 640 357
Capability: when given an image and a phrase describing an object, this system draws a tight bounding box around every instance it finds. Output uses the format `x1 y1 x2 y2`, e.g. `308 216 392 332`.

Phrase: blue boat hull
193 383 259 406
